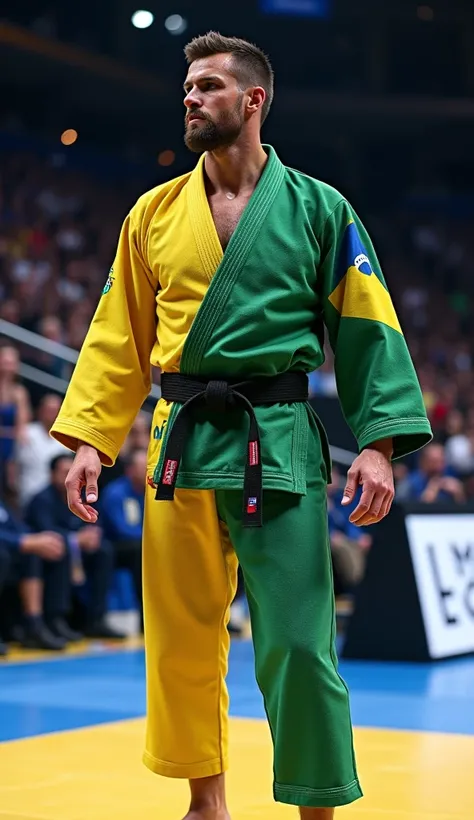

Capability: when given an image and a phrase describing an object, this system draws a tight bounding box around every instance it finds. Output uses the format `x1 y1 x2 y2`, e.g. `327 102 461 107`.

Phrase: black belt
155 371 309 527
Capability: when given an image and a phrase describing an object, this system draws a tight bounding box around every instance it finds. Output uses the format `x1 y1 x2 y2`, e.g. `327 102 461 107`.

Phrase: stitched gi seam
275 779 360 795
50 419 117 461
177 470 294 481
324 528 360 782
360 416 431 437
144 751 223 768
217 515 235 772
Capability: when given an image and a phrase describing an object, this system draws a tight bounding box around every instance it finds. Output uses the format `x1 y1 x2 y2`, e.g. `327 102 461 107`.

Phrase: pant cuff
142 750 227 779
274 778 363 807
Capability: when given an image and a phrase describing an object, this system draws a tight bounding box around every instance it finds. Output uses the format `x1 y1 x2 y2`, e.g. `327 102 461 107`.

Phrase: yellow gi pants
142 487 238 779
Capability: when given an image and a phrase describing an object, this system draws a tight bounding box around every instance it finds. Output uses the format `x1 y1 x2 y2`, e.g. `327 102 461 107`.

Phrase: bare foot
185 773 230 820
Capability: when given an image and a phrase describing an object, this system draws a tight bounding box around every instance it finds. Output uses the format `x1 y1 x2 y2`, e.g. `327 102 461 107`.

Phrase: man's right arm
49 206 158 522
50 206 157 468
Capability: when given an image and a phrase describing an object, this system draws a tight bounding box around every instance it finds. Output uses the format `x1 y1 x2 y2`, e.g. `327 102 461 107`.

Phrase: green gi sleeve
319 198 432 460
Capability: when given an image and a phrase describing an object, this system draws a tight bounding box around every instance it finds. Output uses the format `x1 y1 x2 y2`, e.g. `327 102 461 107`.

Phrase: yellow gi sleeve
50 206 157 466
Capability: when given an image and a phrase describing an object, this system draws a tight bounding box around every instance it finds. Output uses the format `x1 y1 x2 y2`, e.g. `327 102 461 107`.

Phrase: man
99 448 146 625
98 411 151 491
17 392 69 508
396 442 464 504
50 33 432 820
26 455 125 641
0 494 66 653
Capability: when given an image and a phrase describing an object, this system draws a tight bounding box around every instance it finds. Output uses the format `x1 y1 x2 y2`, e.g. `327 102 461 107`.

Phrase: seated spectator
444 410 474 475
327 466 372 595
17 393 69 508
123 411 151 454
0 493 67 654
462 470 474 502
396 442 465 503
30 316 68 380
25 455 126 640
98 411 151 491
99 448 146 627
0 342 31 495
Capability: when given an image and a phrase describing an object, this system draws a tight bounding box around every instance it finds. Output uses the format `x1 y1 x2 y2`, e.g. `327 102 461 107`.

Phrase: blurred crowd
0 363 149 656
0 148 135 362
2 143 474 656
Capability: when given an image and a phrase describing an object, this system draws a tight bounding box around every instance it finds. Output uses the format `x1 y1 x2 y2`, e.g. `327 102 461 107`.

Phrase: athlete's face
183 54 245 153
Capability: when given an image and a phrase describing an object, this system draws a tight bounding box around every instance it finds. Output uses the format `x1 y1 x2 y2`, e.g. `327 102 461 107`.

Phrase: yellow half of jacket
51 152 223 476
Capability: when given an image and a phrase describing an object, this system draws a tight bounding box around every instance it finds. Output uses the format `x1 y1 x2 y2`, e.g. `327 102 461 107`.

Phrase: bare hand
342 442 394 526
358 533 373 550
21 532 65 561
439 476 465 502
65 443 102 523
421 476 442 503
77 526 102 552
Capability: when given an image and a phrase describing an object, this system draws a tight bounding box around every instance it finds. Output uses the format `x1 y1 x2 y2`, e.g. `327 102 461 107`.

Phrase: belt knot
204 380 231 413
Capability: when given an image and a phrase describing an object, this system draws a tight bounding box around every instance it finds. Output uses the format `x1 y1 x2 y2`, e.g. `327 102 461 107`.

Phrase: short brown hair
184 31 274 124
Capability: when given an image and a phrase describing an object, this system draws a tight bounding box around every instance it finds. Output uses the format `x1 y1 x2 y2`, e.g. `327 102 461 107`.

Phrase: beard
184 99 244 154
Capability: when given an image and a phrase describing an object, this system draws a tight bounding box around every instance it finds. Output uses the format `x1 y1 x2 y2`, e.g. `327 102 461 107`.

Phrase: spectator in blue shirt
0 494 66 655
99 448 147 628
26 455 126 641
396 442 465 504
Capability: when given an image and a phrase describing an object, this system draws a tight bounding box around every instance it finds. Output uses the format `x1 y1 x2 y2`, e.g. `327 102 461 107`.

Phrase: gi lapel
181 144 286 375
187 153 223 284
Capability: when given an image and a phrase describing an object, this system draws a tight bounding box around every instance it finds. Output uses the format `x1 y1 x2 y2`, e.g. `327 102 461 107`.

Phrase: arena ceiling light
61 129 78 146
164 14 187 35
131 10 154 29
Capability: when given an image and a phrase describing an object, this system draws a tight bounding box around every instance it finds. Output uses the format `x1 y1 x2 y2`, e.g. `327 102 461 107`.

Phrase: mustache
186 110 212 124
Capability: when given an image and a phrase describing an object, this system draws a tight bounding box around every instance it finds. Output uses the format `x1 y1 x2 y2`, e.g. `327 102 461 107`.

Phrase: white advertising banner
405 515 474 658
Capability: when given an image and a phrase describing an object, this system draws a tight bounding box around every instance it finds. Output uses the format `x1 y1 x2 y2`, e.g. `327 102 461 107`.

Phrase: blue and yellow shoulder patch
328 221 401 334
102 267 115 295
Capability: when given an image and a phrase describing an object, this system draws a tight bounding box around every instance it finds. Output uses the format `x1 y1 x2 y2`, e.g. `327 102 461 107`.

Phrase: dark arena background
1 1 474 818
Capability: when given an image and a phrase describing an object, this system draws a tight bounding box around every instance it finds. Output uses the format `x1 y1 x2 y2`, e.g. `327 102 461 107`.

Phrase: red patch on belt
162 459 178 485
249 441 259 466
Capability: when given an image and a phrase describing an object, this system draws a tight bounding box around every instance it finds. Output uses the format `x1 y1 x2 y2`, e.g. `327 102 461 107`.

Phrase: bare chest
208 194 252 251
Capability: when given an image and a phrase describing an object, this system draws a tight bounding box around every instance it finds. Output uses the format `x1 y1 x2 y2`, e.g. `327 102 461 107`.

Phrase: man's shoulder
284 165 346 208
407 470 426 489
29 484 54 505
128 168 195 227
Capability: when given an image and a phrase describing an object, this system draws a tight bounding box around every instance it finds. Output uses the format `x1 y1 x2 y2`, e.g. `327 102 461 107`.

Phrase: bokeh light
131 10 154 29
60 129 78 146
158 150 176 167
164 14 187 35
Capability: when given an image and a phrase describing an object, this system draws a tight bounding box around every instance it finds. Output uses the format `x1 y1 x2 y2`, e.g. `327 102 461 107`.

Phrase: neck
204 138 268 196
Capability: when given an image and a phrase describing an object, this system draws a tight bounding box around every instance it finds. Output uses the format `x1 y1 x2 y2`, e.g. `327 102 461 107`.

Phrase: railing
0 319 161 404
0 319 356 466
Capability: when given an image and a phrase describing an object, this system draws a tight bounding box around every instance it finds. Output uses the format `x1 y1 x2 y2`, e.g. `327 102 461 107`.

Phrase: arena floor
1 638 473 820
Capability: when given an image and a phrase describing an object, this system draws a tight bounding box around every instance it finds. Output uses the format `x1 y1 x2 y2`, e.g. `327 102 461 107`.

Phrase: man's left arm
320 199 432 526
